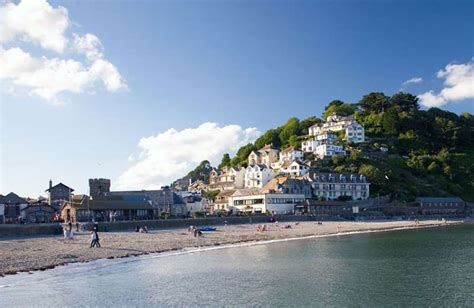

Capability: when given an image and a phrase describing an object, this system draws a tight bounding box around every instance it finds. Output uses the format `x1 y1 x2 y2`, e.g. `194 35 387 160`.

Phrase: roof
217 189 237 198
280 146 302 153
89 197 153 210
0 192 27 204
312 173 369 183
260 176 310 194
415 197 464 203
45 182 74 192
231 188 261 197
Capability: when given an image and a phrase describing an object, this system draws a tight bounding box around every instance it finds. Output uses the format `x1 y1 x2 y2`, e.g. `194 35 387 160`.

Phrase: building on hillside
248 144 280 166
0 192 28 224
310 173 370 200
314 144 346 159
46 180 74 207
308 113 365 143
187 180 209 194
260 176 312 198
244 164 276 189
209 166 245 190
302 132 345 159
229 189 305 215
279 146 304 163
280 160 310 177
416 197 466 215
345 122 365 143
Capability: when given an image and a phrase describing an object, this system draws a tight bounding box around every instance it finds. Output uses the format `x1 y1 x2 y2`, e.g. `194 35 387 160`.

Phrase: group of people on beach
188 225 202 237
63 222 74 240
135 225 149 233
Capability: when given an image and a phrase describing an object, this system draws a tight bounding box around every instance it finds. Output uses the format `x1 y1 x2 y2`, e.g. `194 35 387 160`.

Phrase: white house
314 144 346 159
345 122 365 143
244 164 276 188
229 190 305 214
308 113 365 144
279 147 304 162
310 173 370 200
280 160 310 177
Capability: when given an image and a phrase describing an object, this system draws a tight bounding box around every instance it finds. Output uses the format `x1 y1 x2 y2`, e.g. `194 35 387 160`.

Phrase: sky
1 0 473 197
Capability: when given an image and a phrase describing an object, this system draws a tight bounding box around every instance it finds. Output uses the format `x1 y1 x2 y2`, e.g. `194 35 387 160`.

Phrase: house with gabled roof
0 192 28 223
45 180 74 207
248 144 279 167
280 160 310 177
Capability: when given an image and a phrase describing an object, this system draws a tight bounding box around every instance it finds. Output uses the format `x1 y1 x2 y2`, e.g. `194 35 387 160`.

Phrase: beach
0 219 462 276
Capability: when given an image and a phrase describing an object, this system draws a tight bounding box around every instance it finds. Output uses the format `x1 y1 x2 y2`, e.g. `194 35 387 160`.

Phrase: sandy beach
0 220 462 276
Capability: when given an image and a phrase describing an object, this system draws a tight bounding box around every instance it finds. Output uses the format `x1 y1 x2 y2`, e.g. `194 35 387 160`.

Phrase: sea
1 224 473 307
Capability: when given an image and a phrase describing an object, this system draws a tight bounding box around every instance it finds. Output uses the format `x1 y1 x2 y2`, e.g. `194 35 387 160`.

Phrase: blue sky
1 0 473 197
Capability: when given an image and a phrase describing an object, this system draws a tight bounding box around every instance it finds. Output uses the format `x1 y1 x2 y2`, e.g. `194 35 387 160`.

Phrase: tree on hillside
299 116 322 134
255 128 281 149
323 100 357 119
230 143 256 167
279 117 300 146
381 106 400 135
390 92 419 114
358 92 391 113
218 153 231 169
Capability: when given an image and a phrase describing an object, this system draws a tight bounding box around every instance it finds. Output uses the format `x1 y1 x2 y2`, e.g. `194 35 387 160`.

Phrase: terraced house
310 173 370 200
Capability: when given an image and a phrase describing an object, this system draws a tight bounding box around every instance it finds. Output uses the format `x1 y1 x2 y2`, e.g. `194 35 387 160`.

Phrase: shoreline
0 219 464 277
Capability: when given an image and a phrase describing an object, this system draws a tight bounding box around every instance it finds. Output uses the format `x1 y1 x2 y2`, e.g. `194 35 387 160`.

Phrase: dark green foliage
279 117 300 147
202 190 220 202
323 100 357 119
187 160 210 178
218 153 231 169
300 116 322 135
255 129 281 149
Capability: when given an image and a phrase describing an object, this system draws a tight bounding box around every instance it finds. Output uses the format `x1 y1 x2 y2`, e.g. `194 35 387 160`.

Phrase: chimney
49 179 52 190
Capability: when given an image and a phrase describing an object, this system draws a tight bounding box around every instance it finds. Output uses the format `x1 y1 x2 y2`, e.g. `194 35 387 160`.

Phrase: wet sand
0 219 462 276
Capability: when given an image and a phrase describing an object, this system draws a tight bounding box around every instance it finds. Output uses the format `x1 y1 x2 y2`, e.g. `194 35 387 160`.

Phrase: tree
203 190 220 202
358 92 391 113
218 153 231 169
390 92 419 113
255 129 281 149
279 117 300 146
323 100 357 119
299 116 322 135
381 106 400 134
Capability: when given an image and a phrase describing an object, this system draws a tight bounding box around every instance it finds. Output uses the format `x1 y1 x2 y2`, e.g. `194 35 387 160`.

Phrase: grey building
46 180 74 207
416 197 466 215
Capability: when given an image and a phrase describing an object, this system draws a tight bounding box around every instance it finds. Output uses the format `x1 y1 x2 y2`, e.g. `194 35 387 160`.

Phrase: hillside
215 92 474 201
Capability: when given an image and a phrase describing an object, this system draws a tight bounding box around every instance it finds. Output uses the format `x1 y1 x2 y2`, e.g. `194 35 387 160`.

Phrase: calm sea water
1 224 473 307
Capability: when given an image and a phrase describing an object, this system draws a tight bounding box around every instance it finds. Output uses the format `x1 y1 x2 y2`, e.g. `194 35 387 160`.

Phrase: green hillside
218 92 474 201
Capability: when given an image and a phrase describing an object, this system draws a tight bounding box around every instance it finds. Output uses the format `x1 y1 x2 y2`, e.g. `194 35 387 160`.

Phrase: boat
197 226 217 232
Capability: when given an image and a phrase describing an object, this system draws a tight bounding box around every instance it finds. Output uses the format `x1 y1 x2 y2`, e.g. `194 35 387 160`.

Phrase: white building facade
230 192 305 214
310 173 370 200
280 161 310 177
244 165 275 188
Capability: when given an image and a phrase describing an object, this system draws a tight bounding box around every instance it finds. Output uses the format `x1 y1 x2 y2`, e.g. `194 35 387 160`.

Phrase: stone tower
89 178 111 198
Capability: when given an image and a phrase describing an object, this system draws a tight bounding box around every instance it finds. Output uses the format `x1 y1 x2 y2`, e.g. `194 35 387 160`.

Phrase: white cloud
0 0 69 53
0 0 126 104
418 59 474 108
402 77 423 86
73 33 103 61
0 47 126 105
115 123 260 190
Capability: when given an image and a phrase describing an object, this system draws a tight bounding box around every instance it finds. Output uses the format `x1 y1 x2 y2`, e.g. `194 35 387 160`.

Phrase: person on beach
63 225 68 240
90 231 97 248
94 229 101 247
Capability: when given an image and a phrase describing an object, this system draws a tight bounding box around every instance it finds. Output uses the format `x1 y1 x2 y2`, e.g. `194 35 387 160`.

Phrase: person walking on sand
94 229 101 247
90 231 97 248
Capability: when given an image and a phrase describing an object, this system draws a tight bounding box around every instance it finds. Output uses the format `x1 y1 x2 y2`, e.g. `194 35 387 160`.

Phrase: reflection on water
1 225 473 307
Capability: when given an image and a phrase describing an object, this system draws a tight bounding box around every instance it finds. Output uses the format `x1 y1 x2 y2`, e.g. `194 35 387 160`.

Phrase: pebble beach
0 219 462 276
